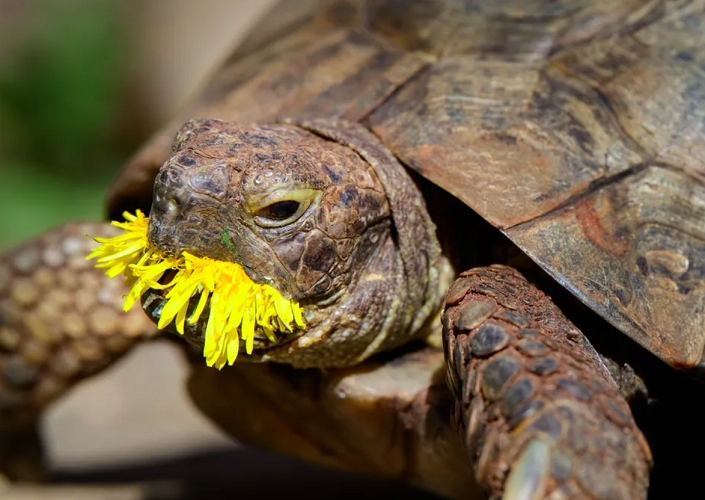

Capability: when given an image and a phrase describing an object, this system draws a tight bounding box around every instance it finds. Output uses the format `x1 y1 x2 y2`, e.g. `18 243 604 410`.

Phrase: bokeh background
0 1 440 498
0 0 276 251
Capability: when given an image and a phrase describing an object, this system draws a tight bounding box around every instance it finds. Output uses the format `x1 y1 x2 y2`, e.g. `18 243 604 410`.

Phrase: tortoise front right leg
0 222 158 480
443 266 651 500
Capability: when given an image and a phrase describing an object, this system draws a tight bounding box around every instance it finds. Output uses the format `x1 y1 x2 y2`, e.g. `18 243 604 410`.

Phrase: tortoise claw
443 266 652 500
502 439 551 500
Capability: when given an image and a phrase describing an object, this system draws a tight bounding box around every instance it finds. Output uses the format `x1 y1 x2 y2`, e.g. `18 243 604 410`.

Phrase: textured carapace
145 118 451 368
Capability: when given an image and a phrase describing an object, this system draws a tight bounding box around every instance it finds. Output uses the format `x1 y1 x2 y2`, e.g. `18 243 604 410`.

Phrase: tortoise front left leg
443 266 652 499
0 222 158 480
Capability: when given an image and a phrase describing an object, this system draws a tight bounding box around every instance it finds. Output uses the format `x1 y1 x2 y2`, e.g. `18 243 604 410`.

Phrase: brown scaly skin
0 223 157 480
443 266 650 499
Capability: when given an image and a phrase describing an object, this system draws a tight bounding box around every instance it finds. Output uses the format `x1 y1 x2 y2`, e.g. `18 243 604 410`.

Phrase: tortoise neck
281 119 452 361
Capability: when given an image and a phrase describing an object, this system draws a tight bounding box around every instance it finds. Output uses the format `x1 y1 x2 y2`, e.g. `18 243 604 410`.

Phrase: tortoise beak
140 287 301 354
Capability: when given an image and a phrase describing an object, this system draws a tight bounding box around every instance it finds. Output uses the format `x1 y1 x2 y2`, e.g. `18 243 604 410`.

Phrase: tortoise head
144 118 451 368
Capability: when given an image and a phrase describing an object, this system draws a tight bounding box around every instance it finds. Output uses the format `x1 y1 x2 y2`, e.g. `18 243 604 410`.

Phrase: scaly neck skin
256 221 407 367
254 120 453 368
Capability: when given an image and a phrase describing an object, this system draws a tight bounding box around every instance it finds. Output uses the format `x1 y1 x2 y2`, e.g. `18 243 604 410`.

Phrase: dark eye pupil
262 200 300 220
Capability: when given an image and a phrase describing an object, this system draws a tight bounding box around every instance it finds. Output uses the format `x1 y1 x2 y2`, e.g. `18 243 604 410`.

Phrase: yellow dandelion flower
87 210 150 279
87 211 305 369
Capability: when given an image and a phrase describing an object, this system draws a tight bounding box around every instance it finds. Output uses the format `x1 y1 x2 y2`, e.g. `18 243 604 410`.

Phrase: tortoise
1 0 704 498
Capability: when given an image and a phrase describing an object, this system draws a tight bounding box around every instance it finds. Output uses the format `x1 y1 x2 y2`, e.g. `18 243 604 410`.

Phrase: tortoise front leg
0 222 158 480
443 266 651 500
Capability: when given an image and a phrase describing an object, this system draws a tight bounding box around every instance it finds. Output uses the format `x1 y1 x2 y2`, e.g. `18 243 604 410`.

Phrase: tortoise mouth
140 280 304 354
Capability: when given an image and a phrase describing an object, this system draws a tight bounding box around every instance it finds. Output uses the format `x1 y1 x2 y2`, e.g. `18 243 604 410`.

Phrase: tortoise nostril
173 188 190 207
159 167 183 187
152 168 189 221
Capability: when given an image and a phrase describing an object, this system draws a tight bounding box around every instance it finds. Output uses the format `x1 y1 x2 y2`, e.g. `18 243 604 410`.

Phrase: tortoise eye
254 199 310 228
250 188 320 228
257 200 300 221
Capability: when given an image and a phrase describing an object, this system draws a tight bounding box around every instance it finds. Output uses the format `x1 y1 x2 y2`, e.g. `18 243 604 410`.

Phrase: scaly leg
443 265 651 500
0 222 158 480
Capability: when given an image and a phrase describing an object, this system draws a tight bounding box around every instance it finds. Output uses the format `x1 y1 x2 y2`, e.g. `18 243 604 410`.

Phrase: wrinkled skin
146 118 451 368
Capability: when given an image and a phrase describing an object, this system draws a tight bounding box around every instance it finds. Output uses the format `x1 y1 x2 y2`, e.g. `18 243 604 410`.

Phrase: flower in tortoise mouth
86 210 305 369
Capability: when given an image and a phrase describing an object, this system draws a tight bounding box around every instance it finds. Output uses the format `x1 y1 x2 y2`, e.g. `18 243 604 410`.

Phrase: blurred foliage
0 0 135 250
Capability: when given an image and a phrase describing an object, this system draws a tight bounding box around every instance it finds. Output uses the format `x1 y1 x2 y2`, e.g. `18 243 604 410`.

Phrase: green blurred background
0 0 273 251
0 0 133 249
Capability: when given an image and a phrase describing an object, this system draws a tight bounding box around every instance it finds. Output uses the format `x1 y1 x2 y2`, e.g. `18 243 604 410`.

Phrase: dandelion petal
87 211 306 370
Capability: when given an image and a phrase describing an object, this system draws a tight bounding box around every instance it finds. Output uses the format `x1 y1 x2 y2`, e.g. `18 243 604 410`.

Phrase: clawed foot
443 266 651 500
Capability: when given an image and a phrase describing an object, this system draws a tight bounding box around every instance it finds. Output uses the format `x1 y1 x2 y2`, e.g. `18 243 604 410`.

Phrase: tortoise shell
107 0 705 370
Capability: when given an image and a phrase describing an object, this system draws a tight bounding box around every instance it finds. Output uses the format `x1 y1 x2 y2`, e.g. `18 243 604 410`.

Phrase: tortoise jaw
140 286 305 356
